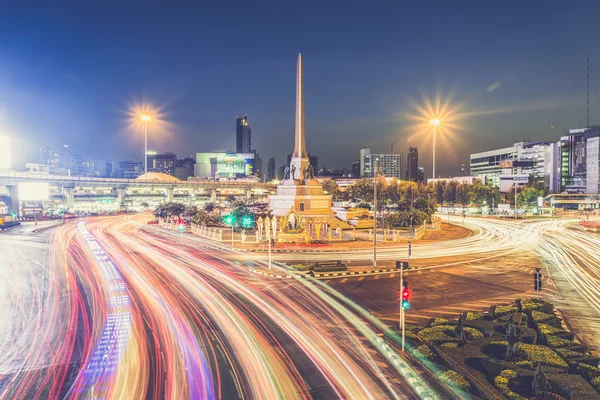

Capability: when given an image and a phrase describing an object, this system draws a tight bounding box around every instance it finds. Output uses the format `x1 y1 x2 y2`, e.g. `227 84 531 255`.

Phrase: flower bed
414 344 435 361
418 325 459 345
546 335 574 349
465 311 486 321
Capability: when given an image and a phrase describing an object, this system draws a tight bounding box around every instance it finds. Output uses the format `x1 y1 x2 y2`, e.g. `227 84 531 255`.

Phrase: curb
312 268 398 278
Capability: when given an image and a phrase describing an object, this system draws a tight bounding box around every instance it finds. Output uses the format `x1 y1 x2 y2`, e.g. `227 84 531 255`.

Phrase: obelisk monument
268 53 334 219
289 53 309 180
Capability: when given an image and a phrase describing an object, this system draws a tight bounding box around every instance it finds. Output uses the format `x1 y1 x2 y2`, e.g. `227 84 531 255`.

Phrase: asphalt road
1 215 430 399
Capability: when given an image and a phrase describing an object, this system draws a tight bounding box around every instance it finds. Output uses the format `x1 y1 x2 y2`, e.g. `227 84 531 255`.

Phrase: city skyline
2 3 600 176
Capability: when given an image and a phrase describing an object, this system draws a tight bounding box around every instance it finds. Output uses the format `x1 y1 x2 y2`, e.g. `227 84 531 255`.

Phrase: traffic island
398 298 600 399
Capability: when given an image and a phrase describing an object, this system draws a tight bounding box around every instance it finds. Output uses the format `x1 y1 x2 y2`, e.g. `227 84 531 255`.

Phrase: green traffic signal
402 300 410 309
222 214 237 226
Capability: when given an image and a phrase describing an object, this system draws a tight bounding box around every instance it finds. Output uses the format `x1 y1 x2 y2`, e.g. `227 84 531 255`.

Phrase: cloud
486 82 501 92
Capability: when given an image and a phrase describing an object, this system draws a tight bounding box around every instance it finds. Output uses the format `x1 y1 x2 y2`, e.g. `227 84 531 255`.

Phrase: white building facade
359 147 403 178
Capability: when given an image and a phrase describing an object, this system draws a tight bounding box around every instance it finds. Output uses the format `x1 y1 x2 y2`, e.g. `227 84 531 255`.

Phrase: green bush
290 264 311 271
494 369 526 400
463 327 484 341
514 343 568 370
538 323 564 336
414 344 435 360
591 376 600 391
577 363 600 381
556 348 585 359
516 360 533 369
440 370 471 391
521 298 549 311
418 325 459 345
430 318 450 327
547 335 574 349
495 305 517 317
465 311 486 320
441 342 459 349
531 310 555 323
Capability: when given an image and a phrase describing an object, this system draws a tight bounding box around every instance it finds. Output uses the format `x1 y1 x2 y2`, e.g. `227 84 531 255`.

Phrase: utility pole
514 185 518 220
373 158 379 269
400 241 411 352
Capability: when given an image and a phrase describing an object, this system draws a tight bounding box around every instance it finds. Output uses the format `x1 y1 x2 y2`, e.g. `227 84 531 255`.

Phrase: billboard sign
214 153 254 178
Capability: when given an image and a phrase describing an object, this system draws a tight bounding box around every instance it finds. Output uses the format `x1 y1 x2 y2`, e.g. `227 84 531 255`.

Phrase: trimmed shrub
591 376 600 391
514 343 568 370
494 369 526 400
516 360 533 369
495 305 517 318
290 264 311 271
538 323 564 336
531 310 554 323
414 344 435 361
463 327 484 342
418 325 459 345
547 335 575 349
430 318 450 327
441 342 459 349
556 348 585 359
577 363 600 381
521 298 549 311
465 311 486 321
440 370 471 391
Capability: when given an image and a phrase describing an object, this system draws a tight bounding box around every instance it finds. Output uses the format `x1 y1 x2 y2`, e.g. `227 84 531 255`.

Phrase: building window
299 203 305 211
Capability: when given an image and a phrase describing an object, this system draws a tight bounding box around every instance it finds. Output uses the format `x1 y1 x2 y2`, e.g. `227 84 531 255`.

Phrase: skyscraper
236 115 251 153
267 157 276 181
359 148 403 178
406 147 418 181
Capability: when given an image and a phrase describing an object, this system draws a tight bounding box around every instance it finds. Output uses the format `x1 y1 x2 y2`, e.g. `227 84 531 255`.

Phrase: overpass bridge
0 171 277 216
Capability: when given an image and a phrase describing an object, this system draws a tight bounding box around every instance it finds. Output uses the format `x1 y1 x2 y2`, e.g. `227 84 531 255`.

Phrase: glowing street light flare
141 114 151 121
429 118 440 126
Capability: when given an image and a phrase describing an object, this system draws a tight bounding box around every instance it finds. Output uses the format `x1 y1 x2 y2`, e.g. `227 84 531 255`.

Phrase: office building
45 145 87 176
351 160 360 178
359 147 403 178
146 152 177 175
267 157 276 181
116 160 142 179
253 151 262 180
236 115 252 153
470 145 518 188
174 157 195 181
87 160 113 177
417 167 424 183
277 165 286 180
406 147 418 181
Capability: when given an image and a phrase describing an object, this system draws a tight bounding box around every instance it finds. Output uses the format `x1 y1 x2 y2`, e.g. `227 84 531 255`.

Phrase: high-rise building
351 160 360 178
359 147 403 178
146 152 177 175
236 115 252 153
406 147 418 181
174 157 195 181
252 151 262 180
267 157 276 181
277 165 286 180
116 160 142 179
87 160 113 177
416 167 424 183
46 145 87 176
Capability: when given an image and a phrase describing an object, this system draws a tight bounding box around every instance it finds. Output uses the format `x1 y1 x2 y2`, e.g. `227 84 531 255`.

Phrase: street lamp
141 114 151 176
430 118 440 181
373 158 379 269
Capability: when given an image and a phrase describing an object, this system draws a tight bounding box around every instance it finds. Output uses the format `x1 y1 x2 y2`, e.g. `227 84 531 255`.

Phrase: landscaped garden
401 298 600 399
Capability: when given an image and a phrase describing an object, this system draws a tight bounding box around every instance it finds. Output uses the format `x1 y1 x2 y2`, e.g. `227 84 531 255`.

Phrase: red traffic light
402 288 410 300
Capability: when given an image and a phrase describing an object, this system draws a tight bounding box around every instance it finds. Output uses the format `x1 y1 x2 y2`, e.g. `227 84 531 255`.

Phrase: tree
443 181 458 207
203 202 216 213
153 202 186 221
322 179 343 201
456 184 471 209
434 181 446 205
191 210 220 226
469 182 488 207
348 178 374 202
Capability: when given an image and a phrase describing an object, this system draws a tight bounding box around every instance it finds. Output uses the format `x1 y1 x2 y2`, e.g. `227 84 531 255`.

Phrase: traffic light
534 269 542 291
222 214 237 226
401 280 410 309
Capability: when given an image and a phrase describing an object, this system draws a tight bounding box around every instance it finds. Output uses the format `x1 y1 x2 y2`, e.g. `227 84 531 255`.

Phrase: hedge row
514 343 568 370
440 370 471 391
494 369 526 400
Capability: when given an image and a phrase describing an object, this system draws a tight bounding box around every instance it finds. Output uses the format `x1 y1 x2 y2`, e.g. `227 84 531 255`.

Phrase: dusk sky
2 1 600 176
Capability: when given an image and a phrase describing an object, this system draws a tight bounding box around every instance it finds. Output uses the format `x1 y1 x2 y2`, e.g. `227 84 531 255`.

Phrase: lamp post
141 114 151 176
373 157 379 269
430 118 440 181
